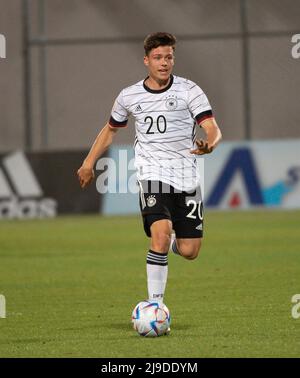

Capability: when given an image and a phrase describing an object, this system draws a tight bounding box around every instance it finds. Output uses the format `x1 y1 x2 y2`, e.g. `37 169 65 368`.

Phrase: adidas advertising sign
0 150 102 219
0 152 57 219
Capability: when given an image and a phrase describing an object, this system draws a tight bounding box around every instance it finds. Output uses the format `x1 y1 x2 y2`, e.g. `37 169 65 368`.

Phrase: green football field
0 211 299 358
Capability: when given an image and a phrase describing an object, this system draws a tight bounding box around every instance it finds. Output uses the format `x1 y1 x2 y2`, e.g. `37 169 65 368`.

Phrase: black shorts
138 180 203 239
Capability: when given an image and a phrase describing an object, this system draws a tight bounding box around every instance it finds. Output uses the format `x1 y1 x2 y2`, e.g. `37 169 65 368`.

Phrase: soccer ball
131 300 171 337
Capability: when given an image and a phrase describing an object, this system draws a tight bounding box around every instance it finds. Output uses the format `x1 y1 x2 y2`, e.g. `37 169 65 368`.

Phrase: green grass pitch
0 210 299 358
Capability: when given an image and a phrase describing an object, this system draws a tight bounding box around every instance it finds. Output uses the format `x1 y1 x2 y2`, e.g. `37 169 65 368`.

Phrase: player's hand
190 139 214 155
77 165 95 188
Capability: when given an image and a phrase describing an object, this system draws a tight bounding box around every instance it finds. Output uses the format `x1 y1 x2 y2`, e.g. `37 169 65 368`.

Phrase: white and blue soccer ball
131 301 171 337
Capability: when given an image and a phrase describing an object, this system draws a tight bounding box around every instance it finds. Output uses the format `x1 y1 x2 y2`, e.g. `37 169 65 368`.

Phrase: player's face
144 46 175 82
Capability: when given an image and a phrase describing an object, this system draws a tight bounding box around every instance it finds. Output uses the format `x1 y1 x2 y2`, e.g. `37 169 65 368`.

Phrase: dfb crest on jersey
147 195 156 207
165 95 178 110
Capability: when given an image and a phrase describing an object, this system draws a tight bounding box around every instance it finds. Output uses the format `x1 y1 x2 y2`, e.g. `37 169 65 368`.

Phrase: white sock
146 250 168 303
170 233 181 255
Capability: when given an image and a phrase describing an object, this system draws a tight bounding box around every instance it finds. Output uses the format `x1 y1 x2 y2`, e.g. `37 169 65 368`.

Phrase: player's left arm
191 117 222 155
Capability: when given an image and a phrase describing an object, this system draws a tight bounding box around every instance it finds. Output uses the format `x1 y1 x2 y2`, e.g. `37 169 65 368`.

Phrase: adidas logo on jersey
134 104 142 113
0 151 57 219
195 223 203 230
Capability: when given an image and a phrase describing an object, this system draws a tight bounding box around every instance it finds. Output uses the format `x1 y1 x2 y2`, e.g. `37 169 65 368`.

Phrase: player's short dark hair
144 32 176 56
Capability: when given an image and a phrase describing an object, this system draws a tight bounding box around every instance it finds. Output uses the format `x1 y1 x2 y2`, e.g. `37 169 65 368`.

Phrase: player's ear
144 55 149 67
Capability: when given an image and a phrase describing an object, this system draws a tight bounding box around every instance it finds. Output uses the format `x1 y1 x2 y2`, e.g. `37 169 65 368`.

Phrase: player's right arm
77 123 119 188
77 90 129 188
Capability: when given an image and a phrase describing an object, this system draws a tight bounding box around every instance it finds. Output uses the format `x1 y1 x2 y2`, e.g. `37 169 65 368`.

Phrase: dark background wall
1 0 300 152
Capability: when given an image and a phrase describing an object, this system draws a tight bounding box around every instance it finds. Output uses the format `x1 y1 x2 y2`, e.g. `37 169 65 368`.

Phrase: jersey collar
143 75 174 94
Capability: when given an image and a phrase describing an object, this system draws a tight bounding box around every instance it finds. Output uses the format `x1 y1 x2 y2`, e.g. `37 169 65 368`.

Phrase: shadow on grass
107 322 193 332
0 337 56 344
105 322 132 331
60 324 102 332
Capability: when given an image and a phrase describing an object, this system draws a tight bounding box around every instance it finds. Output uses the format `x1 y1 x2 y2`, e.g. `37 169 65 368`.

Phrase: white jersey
109 75 213 191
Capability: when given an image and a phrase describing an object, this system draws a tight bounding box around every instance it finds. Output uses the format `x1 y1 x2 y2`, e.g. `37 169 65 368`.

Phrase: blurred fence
1 0 300 152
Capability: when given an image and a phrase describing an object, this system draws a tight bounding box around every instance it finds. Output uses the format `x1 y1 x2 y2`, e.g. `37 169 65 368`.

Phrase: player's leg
171 186 204 260
146 218 172 303
175 237 202 260
150 218 172 252
138 180 172 303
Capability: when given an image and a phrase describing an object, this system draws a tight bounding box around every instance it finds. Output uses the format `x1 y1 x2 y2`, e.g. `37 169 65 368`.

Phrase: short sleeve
109 90 129 128
188 83 213 125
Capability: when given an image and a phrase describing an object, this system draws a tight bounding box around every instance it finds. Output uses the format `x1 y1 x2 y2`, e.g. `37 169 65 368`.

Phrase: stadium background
0 0 300 358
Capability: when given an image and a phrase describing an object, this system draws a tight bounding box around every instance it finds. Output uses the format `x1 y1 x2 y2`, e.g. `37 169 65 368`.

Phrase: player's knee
179 240 202 260
151 232 171 252
183 248 199 260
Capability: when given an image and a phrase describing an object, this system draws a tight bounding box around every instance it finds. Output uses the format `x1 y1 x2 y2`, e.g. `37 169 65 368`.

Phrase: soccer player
77 32 222 308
